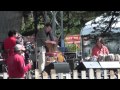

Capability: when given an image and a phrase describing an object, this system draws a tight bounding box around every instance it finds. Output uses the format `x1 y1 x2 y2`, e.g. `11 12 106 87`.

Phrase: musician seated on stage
91 37 109 61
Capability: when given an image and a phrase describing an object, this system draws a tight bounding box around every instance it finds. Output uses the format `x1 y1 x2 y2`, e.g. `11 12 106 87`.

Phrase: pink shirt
92 44 109 57
5 53 31 78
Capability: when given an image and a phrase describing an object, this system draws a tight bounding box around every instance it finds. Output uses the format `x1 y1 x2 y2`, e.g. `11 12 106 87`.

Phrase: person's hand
51 41 56 44
92 55 98 61
92 55 98 58
28 60 33 65
45 40 51 43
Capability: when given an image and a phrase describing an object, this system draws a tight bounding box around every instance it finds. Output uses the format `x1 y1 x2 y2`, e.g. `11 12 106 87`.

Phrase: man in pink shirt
3 30 17 59
5 44 32 79
92 37 109 58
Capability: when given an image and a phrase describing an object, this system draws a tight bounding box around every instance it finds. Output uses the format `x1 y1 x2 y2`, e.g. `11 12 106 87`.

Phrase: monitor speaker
53 62 71 73
44 62 71 75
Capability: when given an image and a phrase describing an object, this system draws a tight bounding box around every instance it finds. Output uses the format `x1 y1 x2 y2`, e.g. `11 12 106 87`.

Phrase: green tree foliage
21 11 44 36
90 11 120 37
63 11 105 36
20 11 106 36
21 13 34 36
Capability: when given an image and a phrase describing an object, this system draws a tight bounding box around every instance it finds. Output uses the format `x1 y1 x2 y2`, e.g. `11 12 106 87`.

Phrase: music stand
99 61 120 69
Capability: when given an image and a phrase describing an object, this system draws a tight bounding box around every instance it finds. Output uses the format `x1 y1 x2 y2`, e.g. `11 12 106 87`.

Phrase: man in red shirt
3 30 17 58
5 44 32 79
92 37 109 58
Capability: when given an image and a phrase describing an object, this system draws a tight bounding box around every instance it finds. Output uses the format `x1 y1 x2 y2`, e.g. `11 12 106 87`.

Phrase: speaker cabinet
44 62 71 75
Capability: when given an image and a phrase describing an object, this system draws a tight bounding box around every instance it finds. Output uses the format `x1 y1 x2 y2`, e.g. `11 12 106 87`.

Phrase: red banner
65 35 80 44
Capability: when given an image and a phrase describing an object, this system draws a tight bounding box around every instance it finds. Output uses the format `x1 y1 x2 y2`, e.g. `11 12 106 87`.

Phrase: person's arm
105 46 109 54
92 47 95 56
92 47 98 57
49 32 54 41
18 56 31 74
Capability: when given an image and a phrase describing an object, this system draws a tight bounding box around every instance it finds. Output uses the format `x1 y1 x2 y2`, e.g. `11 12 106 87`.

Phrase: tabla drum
105 54 114 61
114 54 120 61
98 55 106 61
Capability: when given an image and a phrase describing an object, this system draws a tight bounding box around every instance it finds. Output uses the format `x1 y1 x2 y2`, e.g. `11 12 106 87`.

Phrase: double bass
45 39 64 63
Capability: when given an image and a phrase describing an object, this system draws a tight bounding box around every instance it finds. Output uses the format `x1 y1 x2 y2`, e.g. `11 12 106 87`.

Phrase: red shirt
5 53 31 78
4 36 16 56
92 44 109 57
